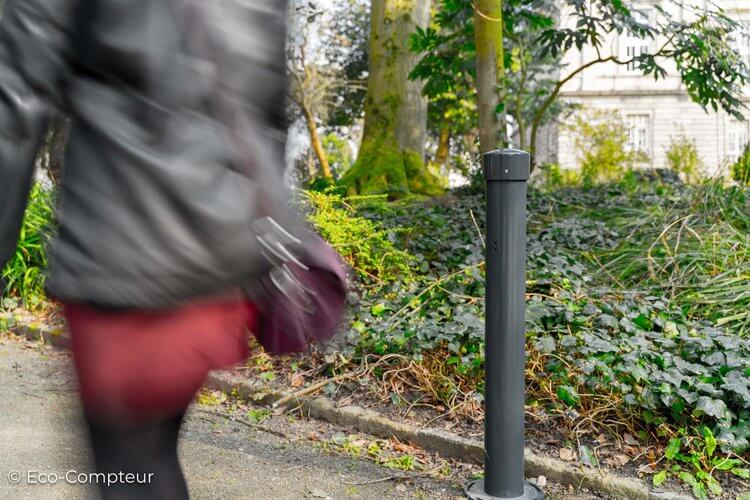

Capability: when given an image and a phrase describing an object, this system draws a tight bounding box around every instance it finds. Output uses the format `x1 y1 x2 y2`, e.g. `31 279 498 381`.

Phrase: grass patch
1 183 55 310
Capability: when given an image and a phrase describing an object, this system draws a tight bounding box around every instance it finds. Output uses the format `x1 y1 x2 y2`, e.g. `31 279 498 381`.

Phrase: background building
535 0 750 175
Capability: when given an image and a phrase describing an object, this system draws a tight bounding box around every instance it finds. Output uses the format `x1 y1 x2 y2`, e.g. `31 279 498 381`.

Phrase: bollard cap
483 148 530 181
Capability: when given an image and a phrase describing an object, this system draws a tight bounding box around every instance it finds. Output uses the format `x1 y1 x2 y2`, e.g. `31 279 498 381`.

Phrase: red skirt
64 294 258 427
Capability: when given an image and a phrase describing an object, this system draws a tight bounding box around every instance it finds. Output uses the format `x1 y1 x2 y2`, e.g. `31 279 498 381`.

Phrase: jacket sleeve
0 0 76 268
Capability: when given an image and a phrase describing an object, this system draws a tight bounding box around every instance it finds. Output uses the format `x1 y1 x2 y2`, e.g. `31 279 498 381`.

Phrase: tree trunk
307 148 316 179
303 108 333 179
435 127 450 167
341 0 443 197
473 0 504 154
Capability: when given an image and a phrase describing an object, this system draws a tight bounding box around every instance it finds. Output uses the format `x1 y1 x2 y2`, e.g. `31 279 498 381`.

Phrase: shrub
535 162 581 190
1 183 55 310
731 143 750 185
564 109 647 186
665 129 703 183
303 190 414 284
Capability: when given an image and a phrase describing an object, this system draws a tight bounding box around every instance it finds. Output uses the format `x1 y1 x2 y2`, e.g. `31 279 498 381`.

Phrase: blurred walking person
0 1 345 499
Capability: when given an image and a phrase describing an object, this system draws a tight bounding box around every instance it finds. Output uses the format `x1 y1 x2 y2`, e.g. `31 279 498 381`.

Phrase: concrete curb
205 371 689 500
4 317 689 500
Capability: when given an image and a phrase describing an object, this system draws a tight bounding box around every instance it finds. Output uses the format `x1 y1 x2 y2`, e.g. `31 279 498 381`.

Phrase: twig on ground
196 408 290 439
342 475 414 486
273 372 353 408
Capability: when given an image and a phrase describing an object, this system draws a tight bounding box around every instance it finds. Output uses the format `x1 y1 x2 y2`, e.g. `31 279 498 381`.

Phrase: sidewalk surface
0 333 461 499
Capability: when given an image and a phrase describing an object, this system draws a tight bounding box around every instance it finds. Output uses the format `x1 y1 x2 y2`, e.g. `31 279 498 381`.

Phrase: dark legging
85 412 190 500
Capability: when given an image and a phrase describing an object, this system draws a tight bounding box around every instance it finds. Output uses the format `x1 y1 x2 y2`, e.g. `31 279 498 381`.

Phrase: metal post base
465 479 544 500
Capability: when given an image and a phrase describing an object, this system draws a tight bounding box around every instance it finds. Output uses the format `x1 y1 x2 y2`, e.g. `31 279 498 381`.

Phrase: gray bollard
466 149 543 500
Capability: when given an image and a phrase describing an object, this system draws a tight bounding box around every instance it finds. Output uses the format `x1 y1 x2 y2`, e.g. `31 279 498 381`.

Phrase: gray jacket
0 0 289 308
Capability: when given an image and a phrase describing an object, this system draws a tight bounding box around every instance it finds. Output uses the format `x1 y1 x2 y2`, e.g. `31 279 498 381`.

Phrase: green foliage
412 0 748 166
654 427 750 498
409 0 562 149
534 162 581 190
564 110 647 186
308 176 346 196
1 184 55 310
317 177 750 496
303 190 414 284
731 143 750 186
246 408 271 424
322 133 353 176
666 130 703 183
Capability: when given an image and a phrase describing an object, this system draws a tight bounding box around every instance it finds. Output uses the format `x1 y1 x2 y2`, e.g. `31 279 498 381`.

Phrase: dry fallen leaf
623 432 640 446
559 448 576 461
336 396 354 407
606 454 630 467
350 439 369 449
290 374 305 388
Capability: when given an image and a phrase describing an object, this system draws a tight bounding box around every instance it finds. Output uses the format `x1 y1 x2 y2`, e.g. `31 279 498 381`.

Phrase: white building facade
535 0 750 175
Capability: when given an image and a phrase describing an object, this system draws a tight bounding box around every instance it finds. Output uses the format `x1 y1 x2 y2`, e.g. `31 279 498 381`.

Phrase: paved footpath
0 333 463 500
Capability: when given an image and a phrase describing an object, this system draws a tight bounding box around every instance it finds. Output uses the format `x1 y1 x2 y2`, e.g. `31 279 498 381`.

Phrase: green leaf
678 472 707 500
371 303 388 316
712 457 741 471
665 437 681 460
653 470 667 487
632 313 653 330
703 427 716 457
578 445 598 467
706 476 722 496
692 483 708 500
693 397 729 419
556 385 580 406
732 468 750 479
678 471 698 487
533 336 556 354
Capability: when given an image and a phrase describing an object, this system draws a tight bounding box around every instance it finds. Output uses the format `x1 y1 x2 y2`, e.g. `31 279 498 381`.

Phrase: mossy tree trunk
341 0 443 197
473 0 504 154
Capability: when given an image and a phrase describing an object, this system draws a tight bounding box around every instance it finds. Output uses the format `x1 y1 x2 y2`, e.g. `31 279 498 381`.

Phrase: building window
727 120 748 162
622 8 652 72
625 114 650 155
626 45 650 71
